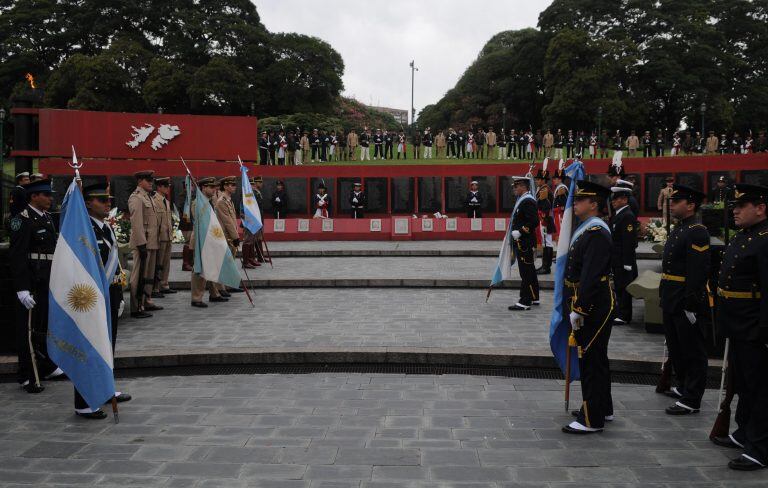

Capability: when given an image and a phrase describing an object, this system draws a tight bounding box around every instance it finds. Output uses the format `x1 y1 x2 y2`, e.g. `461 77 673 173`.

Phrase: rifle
710 339 733 440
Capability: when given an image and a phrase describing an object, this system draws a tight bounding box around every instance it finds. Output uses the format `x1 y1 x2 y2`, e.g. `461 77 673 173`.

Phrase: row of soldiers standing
505 158 768 470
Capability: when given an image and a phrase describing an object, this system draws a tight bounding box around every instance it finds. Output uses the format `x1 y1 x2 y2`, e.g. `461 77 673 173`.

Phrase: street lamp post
597 105 603 136
409 60 418 127
502 107 507 135
700 102 706 138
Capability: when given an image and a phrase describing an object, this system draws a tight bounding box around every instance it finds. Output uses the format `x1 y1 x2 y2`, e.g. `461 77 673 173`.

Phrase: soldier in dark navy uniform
466 180 483 218
711 184 768 471
562 180 615 434
349 181 367 219
609 185 638 325
508 176 540 311
272 180 288 219
709 176 732 205
9 172 30 216
72 184 132 419
658 185 710 415
9 178 62 393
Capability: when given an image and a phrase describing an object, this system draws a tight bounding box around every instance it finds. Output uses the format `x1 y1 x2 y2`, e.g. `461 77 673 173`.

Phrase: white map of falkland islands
125 123 181 150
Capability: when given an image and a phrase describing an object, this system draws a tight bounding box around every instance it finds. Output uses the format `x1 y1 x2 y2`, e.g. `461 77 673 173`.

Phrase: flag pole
238 156 274 269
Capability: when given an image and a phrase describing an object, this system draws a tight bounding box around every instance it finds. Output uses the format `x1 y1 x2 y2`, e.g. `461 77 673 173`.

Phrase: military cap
718 175 726 182
665 176 675 183
197 177 217 187
134 170 155 180
218 176 237 187
276 180 285 186
470 180 479 185
82 184 113 199
607 163 626 177
30 173 45 182
154 176 171 186
353 181 362 187
317 182 327 190
15 171 30 181
251 176 263 183
730 183 768 205
535 168 550 181
610 185 633 199
511 176 531 186
574 180 611 200
668 184 705 204
23 178 54 195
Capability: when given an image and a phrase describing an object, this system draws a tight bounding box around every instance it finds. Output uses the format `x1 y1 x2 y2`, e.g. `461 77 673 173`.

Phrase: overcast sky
255 0 552 122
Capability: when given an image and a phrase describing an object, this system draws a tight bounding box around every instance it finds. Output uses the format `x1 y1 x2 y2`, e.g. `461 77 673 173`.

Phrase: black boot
537 247 553 275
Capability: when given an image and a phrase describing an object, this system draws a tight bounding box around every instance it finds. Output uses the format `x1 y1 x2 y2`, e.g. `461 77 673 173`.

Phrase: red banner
38 109 258 161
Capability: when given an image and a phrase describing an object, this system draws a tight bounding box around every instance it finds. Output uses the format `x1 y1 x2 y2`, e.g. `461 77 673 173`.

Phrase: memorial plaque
297 219 310 232
495 218 507 231
273 219 285 232
322 218 334 232
421 219 434 231
418 176 442 214
445 176 469 213
370 219 382 232
394 218 409 234
391 177 415 214
446 218 457 231
470 218 482 231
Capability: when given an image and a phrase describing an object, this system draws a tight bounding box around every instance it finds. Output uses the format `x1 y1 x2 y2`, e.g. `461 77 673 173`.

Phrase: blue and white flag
47 179 115 410
548 160 588 379
182 175 192 220
489 192 535 287
239 161 263 234
193 186 242 288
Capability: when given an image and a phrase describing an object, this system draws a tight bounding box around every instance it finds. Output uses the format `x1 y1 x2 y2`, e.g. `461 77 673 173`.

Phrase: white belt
29 253 54 261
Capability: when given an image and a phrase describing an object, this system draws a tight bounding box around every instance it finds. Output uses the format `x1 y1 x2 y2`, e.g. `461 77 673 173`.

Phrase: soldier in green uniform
658 185 710 415
712 184 768 471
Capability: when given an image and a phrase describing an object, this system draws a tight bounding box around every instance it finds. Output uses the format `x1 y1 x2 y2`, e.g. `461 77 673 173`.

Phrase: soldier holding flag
507 176 540 311
73 184 132 419
562 180 615 435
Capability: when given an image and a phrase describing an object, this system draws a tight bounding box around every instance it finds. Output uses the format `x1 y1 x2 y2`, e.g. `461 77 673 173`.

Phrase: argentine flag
193 186 242 288
47 179 115 410
182 175 192 221
548 160 585 380
239 162 263 234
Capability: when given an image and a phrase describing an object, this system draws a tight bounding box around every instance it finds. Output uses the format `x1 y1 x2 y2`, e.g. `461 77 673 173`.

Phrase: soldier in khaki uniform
128 170 163 318
190 177 229 308
153 177 177 296
486 127 497 160
347 129 359 160
215 176 241 258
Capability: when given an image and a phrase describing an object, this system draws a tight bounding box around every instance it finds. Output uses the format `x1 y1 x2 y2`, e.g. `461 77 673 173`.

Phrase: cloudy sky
256 0 552 122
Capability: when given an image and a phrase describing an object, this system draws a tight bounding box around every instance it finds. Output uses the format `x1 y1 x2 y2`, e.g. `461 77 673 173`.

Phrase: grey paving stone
421 448 479 466
334 448 420 466
239 463 308 480
430 466 513 482
203 446 279 464
20 441 87 459
159 462 243 478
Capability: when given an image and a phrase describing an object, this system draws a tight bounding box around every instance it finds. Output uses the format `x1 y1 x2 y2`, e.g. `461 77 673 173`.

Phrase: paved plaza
111 288 660 364
0 372 758 487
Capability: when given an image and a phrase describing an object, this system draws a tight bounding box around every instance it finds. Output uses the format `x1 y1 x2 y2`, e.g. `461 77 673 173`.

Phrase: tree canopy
419 0 768 134
0 0 344 116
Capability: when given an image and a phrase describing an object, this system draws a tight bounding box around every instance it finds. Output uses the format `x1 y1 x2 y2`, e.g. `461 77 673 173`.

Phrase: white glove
352 198 358 203
275 197 281 202
511 230 522 240
118 300 125 318
17 291 36 310
470 197 478 203
684 310 696 324
623 265 632 271
569 311 584 331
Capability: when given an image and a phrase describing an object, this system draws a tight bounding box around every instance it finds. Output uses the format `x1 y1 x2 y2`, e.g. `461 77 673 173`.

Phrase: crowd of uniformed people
6 159 768 470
